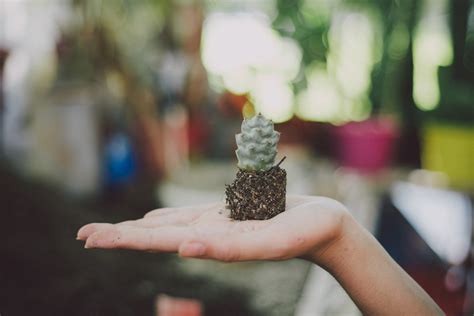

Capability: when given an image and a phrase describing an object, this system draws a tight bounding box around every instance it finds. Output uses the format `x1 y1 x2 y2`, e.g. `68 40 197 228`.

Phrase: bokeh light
295 8 379 123
413 0 453 111
295 65 341 122
251 73 294 123
201 12 301 122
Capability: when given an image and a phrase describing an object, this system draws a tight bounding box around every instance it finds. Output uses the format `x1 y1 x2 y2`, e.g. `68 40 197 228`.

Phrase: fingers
85 225 195 252
77 202 224 240
144 202 221 218
116 210 201 228
76 212 197 241
179 227 295 262
143 207 180 218
77 223 114 240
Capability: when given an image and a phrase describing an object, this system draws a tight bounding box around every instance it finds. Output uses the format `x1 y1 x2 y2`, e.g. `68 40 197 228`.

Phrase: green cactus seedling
226 113 287 221
235 113 280 172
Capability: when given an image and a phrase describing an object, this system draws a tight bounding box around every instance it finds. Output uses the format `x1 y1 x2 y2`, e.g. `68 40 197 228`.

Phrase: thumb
178 230 292 262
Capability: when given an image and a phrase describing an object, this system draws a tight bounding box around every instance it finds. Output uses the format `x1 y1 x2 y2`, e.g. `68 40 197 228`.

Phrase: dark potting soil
225 166 286 220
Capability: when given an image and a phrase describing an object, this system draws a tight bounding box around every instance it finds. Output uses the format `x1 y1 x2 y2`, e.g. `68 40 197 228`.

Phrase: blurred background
0 0 473 315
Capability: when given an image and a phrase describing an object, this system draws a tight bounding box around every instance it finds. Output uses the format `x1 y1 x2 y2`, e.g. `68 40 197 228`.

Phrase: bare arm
77 195 443 315
311 213 444 316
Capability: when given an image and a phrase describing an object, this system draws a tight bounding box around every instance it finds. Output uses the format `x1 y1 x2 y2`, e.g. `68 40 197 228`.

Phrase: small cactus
227 114 286 220
235 114 280 172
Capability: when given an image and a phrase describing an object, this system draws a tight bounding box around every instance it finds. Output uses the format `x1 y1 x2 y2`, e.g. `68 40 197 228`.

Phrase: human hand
77 197 445 315
77 195 348 262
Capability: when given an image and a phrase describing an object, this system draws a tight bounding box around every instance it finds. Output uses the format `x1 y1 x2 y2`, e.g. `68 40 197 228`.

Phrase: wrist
306 210 444 316
308 211 363 273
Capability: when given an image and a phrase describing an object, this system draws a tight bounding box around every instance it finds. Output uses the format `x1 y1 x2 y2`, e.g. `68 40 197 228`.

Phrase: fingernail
77 226 87 238
181 242 206 257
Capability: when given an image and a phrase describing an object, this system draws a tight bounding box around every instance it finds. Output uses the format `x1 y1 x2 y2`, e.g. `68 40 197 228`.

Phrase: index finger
85 225 195 252
144 202 222 218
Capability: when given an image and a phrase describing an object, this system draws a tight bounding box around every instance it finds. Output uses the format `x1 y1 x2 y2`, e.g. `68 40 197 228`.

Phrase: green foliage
273 0 329 74
429 67 474 125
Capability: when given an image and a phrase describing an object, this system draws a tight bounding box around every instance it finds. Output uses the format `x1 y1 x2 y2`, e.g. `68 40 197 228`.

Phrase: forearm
311 213 444 316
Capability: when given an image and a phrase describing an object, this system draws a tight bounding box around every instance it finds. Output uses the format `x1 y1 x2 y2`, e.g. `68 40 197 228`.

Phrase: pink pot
333 117 398 173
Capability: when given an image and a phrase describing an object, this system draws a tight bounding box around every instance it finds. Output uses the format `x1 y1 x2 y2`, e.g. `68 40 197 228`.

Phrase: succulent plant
235 113 280 172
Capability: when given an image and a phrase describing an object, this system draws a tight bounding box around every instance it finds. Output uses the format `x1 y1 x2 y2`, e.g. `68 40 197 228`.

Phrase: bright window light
391 182 472 265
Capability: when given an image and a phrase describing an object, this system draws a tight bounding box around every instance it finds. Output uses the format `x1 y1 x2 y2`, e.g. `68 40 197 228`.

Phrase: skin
77 195 444 316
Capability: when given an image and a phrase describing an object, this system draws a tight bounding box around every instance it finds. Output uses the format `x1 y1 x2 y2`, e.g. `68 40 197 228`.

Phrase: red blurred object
188 111 210 156
407 266 467 316
155 294 203 316
217 92 248 116
0 48 9 152
0 48 8 73
278 118 323 145
0 48 9 109
333 117 399 172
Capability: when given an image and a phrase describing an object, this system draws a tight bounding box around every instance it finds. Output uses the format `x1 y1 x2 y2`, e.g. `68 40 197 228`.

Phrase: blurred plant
55 23 115 83
57 0 170 88
273 0 330 70
273 1 379 122
274 0 473 126
48 0 178 188
428 0 474 125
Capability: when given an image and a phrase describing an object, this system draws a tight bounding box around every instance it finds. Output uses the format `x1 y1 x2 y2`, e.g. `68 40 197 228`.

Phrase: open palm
77 195 347 262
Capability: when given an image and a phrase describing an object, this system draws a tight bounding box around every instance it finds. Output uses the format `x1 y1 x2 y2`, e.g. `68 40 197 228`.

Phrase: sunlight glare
252 73 294 123
201 12 301 122
295 66 341 122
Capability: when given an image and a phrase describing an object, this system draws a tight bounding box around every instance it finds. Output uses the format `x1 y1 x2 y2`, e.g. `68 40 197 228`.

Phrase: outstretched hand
77 196 445 315
77 195 348 262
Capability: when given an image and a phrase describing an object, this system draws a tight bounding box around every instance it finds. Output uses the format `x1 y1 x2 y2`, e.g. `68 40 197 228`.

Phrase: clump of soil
225 166 286 220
